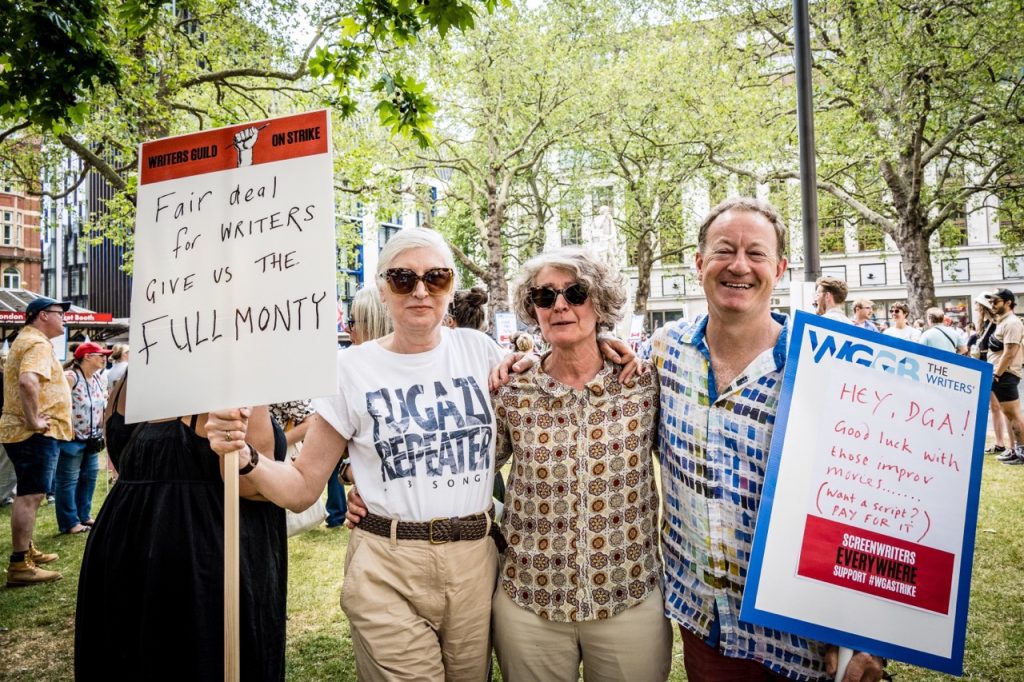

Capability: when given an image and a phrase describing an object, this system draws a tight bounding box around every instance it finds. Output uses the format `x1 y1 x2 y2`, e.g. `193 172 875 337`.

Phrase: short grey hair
376 227 459 289
512 247 626 331
698 196 787 259
926 306 945 325
351 285 393 341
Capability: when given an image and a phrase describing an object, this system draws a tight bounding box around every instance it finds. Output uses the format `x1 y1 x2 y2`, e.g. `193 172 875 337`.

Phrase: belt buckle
428 517 448 544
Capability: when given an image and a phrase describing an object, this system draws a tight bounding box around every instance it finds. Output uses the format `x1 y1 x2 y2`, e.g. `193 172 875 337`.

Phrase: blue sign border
740 310 991 675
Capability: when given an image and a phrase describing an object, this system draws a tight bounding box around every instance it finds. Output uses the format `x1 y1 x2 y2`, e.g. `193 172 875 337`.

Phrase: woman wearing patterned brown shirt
492 248 671 682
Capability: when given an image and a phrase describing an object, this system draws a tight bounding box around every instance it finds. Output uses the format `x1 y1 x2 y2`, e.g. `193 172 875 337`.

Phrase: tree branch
445 236 487 279
921 112 987 166
58 135 128 193
0 120 31 145
708 153 896 232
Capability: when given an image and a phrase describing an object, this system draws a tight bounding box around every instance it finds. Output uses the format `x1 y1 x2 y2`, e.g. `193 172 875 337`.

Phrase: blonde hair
351 285 393 342
110 343 129 362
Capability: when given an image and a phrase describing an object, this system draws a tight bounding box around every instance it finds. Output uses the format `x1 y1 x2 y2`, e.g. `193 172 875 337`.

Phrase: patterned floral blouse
495 359 662 622
66 368 107 440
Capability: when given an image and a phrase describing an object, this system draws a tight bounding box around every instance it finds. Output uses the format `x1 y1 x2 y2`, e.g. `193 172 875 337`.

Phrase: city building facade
0 183 43 293
40 154 132 317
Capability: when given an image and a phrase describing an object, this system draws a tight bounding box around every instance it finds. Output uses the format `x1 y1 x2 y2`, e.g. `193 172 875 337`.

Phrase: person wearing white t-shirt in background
814 276 852 323
208 227 506 682
882 302 921 342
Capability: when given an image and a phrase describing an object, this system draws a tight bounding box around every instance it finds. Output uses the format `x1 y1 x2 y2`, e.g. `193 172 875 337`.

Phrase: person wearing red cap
54 342 112 534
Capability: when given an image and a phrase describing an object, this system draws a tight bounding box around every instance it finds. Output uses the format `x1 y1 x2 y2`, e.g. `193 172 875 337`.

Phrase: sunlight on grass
1 456 1022 680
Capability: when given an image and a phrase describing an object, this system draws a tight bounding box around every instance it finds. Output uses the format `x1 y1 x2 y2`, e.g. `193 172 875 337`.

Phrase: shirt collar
680 312 789 373
528 356 623 401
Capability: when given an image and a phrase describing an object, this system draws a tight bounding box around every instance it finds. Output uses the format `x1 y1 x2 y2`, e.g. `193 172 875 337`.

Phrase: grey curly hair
512 247 626 331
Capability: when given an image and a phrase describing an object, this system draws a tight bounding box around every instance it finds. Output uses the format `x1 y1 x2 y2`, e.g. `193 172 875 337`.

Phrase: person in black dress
75 380 286 681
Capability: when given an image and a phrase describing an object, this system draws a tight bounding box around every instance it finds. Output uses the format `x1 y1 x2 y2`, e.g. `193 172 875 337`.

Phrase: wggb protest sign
741 311 991 675
128 110 338 423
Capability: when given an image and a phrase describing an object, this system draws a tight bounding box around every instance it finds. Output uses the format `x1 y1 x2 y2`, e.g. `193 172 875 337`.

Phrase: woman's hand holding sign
208 407 253 462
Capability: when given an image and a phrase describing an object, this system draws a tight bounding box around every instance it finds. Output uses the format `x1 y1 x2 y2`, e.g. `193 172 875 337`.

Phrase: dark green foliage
0 0 159 129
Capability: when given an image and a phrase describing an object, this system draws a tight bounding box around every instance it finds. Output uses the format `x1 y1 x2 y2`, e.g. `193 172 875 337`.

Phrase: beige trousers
340 527 498 682
492 586 672 682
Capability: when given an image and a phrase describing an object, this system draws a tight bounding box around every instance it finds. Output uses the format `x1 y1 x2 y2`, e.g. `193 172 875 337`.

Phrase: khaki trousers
341 527 498 682
492 586 672 682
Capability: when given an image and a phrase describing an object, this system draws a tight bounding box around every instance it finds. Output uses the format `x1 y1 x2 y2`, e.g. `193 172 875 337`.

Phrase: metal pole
55 197 63 300
793 0 820 281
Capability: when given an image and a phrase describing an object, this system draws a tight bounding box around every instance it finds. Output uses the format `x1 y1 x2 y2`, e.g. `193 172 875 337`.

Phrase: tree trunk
633 230 654 316
484 200 510 315
896 219 936 321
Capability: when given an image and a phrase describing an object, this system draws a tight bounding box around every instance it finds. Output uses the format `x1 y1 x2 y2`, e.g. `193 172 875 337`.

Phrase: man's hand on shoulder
596 333 645 386
488 353 539 392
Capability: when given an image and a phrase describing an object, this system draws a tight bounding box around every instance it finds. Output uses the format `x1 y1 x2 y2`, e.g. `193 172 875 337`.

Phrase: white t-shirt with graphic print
314 327 505 522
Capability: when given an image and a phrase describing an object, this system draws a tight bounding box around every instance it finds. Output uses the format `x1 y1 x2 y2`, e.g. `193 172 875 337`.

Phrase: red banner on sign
797 515 954 614
139 110 329 185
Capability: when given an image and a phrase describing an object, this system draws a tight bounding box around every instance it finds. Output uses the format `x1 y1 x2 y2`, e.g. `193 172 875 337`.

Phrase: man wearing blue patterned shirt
651 198 886 682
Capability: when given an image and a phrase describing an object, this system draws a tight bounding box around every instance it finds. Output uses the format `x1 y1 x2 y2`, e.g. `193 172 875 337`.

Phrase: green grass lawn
1 455 1022 681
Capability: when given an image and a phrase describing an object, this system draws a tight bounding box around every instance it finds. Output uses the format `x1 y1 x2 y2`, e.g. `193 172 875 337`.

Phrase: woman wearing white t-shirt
883 302 921 342
209 228 505 682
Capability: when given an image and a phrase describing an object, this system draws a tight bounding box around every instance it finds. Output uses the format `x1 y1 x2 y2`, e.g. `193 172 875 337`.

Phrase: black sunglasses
528 283 589 309
346 317 356 329
381 268 454 296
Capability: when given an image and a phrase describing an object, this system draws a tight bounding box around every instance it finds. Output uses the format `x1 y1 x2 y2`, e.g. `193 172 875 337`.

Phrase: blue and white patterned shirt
652 313 829 681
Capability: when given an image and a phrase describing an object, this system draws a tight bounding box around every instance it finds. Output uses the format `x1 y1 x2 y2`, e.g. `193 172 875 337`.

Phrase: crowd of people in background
813 277 1024 467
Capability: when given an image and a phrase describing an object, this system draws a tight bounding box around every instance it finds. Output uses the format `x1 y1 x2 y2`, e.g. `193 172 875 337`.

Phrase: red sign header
139 110 329 185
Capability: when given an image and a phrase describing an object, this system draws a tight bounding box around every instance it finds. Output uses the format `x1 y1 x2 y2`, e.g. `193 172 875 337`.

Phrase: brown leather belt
359 509 495 544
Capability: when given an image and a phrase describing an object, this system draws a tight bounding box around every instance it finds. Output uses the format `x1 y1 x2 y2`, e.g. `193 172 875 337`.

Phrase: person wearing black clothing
76 393 287 681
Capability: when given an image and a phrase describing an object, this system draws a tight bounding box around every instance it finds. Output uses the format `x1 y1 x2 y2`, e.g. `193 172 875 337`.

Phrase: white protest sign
742 311 990 675
628 314 645 343
493 311 517 347
128 110 337 423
